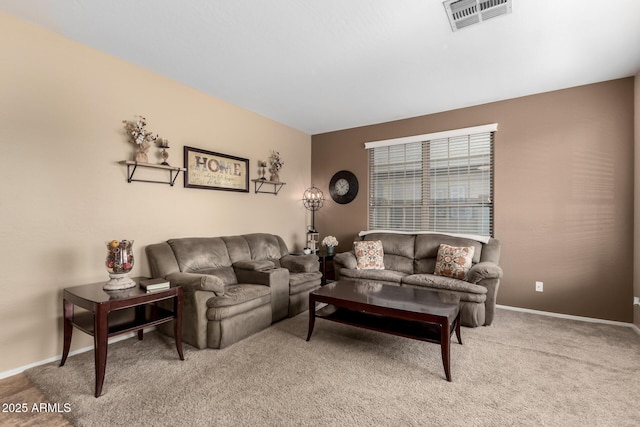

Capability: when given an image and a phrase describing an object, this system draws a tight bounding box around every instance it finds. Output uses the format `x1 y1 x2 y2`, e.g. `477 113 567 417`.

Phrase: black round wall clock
329 170 359 204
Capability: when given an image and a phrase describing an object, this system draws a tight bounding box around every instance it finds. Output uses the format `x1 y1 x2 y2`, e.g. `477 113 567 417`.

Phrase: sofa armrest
235 267 288 287
466 262 503 284
333 252 357 270
235 267 290 322
165 272 225 295
280 254 319 273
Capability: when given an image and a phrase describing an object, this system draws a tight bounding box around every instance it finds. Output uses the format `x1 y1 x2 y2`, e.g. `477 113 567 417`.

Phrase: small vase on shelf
326 246 335 255
270 172 280 183
134 140 151 163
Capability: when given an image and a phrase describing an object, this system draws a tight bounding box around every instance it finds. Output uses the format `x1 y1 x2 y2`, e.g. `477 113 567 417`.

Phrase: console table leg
94 307 109 397
60 299 73 367
441 320 452 382
455 313 462 345
174 288 184 360
306 296 316 341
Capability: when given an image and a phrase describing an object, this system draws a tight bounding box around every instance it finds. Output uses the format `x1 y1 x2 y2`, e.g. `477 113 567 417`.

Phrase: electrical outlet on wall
634 296 640 306
535 281 543 292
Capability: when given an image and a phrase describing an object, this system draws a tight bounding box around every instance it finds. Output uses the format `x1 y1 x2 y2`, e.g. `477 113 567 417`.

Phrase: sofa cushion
243 233 285 260
340 268 406 284
168 237 232 272
354 240 385 270
289 272 322 295
233 260 275 271
364 233 414 274
195 267 238 286
414 234 483 266
206 284 271 320
403 273 487 296
434 244 475 279
221 235 252 263
363 233 415 259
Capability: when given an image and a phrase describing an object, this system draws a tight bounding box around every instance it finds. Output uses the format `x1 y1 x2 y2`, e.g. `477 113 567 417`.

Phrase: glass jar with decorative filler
104 239 135 290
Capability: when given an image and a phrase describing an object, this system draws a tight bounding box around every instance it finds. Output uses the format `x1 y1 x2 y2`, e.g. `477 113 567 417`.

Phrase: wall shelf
251 179 286 195
120 161 185 186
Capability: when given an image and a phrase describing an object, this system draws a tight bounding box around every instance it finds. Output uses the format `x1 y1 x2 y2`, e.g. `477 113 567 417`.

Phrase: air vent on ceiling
443 0 512 32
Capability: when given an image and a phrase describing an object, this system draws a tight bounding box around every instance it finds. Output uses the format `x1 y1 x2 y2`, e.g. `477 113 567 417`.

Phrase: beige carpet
26 309 640 426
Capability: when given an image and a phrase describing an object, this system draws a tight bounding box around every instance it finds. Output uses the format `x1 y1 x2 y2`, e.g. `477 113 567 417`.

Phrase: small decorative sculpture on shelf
269 150 284 182
122 115 158 163
156 138 170 165
257 160 267 180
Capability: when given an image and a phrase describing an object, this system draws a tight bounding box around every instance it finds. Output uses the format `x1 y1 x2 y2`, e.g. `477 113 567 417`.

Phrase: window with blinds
367 125 495 236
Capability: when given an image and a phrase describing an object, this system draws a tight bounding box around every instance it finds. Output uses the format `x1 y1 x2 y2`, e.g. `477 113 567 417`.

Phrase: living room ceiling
1 0 640 135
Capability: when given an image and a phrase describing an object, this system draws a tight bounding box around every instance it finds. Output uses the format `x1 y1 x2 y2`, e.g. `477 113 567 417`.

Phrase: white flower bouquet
322 236 339 247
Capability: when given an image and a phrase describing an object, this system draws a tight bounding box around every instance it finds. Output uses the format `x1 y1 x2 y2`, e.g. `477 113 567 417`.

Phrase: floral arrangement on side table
122 115 158 163
322 236 339 254
269 150 284 182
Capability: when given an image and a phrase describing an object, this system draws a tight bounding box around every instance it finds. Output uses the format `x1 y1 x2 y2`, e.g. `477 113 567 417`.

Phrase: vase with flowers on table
322 236 338 255
319 236 338 285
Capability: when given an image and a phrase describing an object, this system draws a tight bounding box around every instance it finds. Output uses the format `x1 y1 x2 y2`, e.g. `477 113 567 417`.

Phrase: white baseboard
497 304 640 336
0 327 155 380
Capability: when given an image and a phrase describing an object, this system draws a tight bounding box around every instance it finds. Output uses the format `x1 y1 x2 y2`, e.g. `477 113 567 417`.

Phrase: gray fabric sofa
333 232 503 327
146 233 322 349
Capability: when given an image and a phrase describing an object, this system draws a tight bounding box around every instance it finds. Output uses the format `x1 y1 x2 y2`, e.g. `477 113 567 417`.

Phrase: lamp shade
302 187 324 212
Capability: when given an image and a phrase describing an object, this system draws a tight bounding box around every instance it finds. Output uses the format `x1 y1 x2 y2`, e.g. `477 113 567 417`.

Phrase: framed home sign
184 146 250 192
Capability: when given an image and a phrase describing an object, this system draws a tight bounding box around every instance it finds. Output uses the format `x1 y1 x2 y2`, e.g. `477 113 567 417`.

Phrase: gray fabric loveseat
333 231 503 327
146 233 322 349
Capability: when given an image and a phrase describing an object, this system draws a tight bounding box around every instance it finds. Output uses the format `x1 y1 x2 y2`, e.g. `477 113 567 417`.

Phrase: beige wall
0 12 311 374
313 78 635 323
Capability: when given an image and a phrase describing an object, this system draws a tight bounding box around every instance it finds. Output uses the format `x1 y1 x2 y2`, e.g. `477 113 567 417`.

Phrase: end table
59 277 183 397
318 251 335 285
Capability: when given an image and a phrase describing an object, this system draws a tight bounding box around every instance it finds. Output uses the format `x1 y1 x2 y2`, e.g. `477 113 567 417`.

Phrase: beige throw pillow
434 244 475 279
354 240 385 270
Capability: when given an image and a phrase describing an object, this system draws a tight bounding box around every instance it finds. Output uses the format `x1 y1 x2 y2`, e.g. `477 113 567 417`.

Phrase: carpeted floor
26 309 640 426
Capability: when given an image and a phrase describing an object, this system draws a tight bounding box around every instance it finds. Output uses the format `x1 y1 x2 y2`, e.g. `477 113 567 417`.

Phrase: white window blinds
366 124 495 236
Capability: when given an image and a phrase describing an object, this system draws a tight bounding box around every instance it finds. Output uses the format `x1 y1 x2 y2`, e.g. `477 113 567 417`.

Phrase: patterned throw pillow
434 244 475 279
354 240 385 270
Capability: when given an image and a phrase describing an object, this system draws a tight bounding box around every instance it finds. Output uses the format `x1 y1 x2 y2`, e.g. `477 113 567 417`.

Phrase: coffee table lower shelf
314 305 452 344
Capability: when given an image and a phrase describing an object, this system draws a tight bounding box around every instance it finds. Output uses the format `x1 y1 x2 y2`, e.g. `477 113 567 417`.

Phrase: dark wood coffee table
60 277 184 397
306 280 461 381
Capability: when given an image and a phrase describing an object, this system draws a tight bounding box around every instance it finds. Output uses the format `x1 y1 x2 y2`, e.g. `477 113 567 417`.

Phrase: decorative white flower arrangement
269 150 284 173
122 115 158 146
322 236 339 247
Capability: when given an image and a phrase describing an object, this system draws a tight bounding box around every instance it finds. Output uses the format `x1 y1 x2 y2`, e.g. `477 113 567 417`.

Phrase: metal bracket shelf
120 161 186 186
251 179 286 195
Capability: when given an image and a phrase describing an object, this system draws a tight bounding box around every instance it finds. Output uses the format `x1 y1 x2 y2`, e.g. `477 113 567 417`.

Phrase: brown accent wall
312 78 635 322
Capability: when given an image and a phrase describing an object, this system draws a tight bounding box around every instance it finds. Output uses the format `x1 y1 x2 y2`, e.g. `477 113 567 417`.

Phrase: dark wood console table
60 277 184 397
